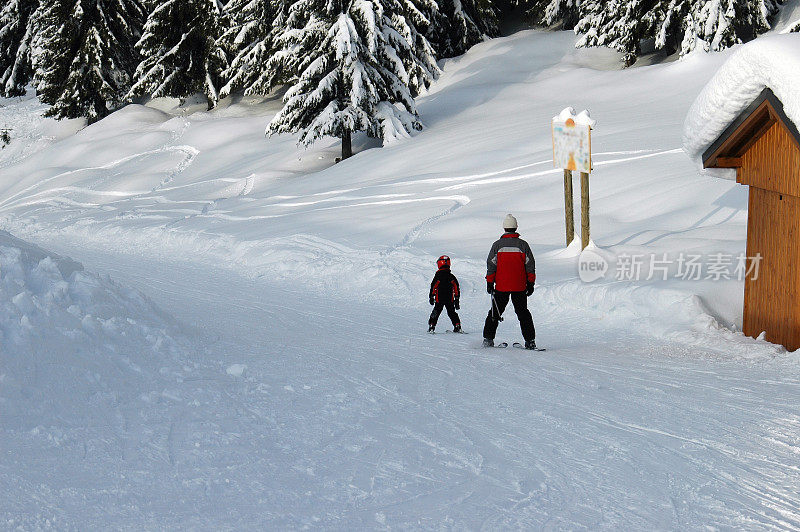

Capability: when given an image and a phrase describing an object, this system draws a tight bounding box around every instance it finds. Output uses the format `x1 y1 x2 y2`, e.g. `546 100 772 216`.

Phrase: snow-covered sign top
683 34 800 162
553 107 596 128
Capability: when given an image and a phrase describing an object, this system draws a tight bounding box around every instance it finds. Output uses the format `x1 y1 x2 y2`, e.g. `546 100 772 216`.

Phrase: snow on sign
552 108 595 173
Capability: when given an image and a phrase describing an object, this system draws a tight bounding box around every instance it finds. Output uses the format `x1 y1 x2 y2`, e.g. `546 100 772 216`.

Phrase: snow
2 28 800 528
553 106 596 127
682 33 800 165
774 0 800 33
0 91 84 168
226 363 247 376
0 232 202 529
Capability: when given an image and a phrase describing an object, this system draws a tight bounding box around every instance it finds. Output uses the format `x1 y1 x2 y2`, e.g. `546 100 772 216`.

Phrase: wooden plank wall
743 187 800 350
738 122 800 196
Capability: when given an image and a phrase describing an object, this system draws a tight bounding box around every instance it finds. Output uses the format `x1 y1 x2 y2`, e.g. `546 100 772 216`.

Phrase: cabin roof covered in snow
682 34 800 163
701 88 800 169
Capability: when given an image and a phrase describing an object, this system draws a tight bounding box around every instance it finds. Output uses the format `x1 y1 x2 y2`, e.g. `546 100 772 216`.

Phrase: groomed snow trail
5 246 798 530
4 28 800 528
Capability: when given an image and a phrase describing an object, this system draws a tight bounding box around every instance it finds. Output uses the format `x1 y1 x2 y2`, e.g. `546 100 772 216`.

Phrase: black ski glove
526 282 535 296
487 282 494 294
454 298 460 310
429 296 435 305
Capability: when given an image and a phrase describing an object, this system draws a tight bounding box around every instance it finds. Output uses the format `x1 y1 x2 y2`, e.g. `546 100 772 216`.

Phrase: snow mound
537 280 784 360
0 231 189 430
105 103 173 126
682 34 800 162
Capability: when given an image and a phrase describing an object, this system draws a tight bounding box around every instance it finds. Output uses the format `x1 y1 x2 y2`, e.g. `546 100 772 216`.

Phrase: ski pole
491 291 504 322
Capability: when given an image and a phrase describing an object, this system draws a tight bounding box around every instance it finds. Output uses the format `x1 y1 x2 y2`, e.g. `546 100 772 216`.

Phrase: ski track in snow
0 117 197 212
0 147 675 222
3 249 796 529
394 196 471 250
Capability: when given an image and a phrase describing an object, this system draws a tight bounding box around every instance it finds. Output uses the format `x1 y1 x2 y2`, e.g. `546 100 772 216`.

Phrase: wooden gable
703 89 800 197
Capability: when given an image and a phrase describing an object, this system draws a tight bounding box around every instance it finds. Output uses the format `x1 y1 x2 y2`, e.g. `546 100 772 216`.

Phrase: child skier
428 255 461 333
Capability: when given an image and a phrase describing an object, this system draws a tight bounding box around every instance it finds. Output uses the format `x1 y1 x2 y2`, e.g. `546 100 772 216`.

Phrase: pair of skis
486 293 546 351
430 330 546 351
493 342 546 352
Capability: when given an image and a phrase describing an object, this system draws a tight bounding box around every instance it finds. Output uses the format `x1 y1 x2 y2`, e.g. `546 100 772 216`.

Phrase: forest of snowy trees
0 0 789 156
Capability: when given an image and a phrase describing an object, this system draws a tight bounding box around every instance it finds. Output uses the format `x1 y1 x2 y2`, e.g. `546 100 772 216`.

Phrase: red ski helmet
437 255 451 269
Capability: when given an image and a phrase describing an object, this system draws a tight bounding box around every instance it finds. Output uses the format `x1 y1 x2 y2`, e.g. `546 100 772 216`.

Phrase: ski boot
453 323 461 333
428 325 435 333
482 338 494 348
524 339 537 350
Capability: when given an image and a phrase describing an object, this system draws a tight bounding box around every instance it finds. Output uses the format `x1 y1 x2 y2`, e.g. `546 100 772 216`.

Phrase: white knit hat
503 213 518 230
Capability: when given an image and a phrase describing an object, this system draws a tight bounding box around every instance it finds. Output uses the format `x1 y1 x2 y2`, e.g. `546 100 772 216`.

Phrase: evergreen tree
575 0 654 66
652 0 690 53
130 0 227 109
0 0 38 97
389 0 440 94
576 0 782 65
267 0 426 159
430 0 498 57
31 0 144 123
522 0 581 29
677 0 780 55
654 0 782 56
219 0 288 97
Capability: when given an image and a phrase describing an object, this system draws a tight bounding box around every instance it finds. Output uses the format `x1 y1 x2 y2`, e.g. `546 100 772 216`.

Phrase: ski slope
2 29 800 529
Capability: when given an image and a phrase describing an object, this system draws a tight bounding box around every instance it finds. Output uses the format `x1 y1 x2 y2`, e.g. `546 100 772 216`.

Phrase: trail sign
552 108 595 250
552 113 592 173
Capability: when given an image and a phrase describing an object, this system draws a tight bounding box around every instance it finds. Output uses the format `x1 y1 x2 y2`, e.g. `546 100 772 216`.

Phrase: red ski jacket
485 233 536 292
430 268 460 303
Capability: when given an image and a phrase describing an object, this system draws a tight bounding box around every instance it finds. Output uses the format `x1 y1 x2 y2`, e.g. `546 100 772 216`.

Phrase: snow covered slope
0 31 756 327
2 29 800 529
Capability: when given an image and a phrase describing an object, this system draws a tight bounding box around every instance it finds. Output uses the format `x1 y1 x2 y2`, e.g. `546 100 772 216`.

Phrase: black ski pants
483 291 535 342
429 301 460 328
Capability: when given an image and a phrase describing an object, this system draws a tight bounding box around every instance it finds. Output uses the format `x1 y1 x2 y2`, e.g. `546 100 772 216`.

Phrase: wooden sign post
563 169 574 246
552 108 595 250
581 171 590 250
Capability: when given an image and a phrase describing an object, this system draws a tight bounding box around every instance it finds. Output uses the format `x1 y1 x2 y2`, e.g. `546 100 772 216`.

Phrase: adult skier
428 255 461 333
483 214 537 349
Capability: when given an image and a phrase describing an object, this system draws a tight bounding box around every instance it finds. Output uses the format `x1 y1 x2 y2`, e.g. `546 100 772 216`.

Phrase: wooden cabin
703 88 800 351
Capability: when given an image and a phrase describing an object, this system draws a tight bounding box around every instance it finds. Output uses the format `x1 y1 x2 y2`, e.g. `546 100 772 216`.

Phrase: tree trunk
342 130 353 160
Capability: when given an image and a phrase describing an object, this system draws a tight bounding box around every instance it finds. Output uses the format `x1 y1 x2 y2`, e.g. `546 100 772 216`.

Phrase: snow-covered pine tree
389 0 440 94
652 0 689 54
267 0 424 159
431 0 498 57
218 0 288 97
0 0 38 97
31 0 144 123
675 0 781 55
29 0 71 106
130 0 227 109
523 0 581 29
577 0 783 64
575 0 652 66
652 0 782 56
